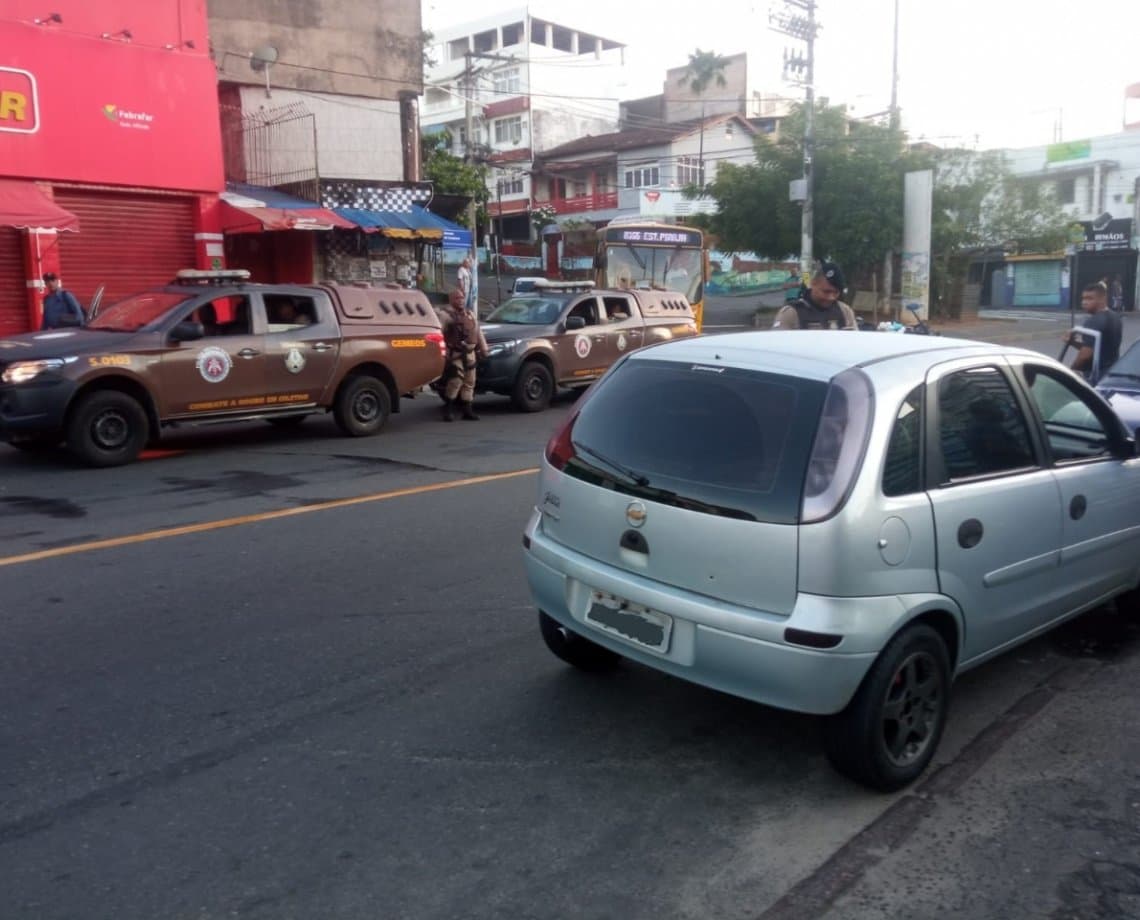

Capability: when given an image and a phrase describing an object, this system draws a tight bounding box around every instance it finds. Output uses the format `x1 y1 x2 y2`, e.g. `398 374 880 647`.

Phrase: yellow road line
0 468 539 568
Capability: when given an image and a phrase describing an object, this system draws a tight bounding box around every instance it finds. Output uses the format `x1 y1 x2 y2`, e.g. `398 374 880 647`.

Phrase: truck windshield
606 246 702 302
486 297 566 325
87 292 195 332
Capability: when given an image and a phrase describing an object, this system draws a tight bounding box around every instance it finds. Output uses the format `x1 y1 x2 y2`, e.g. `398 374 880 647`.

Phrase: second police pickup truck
478 281 699 411
0 270 445 466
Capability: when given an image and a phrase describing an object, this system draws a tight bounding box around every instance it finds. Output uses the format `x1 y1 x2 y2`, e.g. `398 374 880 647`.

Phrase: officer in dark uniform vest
772 262 857 330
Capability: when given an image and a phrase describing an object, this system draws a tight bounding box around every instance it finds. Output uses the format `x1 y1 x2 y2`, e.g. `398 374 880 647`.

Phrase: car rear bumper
522 509 926 716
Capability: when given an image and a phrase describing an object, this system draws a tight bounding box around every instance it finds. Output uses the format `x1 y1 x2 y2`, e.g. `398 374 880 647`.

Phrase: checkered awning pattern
322 181 434 214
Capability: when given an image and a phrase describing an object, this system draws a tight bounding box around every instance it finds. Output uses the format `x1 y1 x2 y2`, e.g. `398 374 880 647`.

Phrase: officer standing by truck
440 287 488 421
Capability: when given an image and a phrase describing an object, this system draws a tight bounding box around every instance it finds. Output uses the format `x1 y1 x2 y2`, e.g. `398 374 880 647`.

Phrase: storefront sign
1078 217 1133 252
0 66 38 134
0 8 221 191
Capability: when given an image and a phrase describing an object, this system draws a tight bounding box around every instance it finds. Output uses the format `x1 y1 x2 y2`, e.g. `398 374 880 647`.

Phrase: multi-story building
1001 129 1140 311
531 114 757 224
422 8 627 241
0 0 224 334
208 0 436 286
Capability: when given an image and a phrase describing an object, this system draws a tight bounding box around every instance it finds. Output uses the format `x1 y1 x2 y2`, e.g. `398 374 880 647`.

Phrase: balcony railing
544 191 619 215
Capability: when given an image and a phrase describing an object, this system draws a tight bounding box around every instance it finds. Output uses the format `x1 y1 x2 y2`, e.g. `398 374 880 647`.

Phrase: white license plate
585 591 672 653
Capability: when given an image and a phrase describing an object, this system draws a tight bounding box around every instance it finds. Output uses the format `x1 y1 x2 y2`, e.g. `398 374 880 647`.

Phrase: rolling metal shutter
54 190 196 310
0 228 27 336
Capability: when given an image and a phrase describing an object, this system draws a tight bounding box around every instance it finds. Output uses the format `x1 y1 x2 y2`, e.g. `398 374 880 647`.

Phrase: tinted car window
938 367 1035 480
882 386 923 496
1024 365 1112 461
567 359 827 523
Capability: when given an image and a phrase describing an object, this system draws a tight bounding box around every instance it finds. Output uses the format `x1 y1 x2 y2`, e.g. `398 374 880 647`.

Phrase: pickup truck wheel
538 612 621 673
824 623 950 792
334 375 390 437
66 391 149 467
512 361 554 412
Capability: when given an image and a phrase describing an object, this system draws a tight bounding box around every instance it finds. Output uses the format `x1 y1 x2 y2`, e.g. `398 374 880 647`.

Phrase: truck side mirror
565 315 586 331
170 320 204 342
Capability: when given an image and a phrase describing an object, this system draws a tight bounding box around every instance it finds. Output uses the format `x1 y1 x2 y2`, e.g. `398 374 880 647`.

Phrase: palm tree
678 49 729 190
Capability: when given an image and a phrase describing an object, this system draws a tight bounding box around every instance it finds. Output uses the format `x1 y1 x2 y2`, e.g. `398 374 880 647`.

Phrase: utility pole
770 0 819 284
464 50 477 262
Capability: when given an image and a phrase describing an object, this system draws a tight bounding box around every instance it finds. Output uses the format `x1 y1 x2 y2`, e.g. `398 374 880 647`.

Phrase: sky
423 0 1140 151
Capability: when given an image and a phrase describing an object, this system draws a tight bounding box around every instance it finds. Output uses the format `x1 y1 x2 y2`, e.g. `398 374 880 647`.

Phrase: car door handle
958 518 984 549
311 343 334 352
237 348 260 358
1069 494 1087 520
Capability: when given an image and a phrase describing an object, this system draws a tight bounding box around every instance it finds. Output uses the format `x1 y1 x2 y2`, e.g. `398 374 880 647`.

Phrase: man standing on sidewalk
1067 281 1121 382
40 273 86 330
771 262 857 330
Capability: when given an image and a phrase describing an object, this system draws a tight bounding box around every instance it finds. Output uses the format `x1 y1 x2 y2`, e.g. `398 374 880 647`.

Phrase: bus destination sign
605 227 701 246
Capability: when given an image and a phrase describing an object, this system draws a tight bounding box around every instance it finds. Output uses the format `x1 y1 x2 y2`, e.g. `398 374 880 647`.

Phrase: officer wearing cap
771 261 857 330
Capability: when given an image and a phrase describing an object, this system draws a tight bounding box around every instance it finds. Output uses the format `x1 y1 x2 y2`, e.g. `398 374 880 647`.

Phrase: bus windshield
605 245 703 303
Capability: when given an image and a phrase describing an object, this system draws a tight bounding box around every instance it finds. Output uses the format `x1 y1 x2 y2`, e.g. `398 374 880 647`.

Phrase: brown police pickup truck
477 282 699 411
0 270 445 466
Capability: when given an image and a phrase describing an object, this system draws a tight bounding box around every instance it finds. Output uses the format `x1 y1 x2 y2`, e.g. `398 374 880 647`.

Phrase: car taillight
545 409 579 470
425 332 446 358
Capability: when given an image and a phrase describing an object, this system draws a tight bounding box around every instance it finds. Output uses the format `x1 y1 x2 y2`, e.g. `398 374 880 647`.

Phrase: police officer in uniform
771 262 857 330
440 287 488 421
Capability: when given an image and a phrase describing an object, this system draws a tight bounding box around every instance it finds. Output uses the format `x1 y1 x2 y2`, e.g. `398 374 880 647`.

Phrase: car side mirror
565 315 586 331
170 320 204 342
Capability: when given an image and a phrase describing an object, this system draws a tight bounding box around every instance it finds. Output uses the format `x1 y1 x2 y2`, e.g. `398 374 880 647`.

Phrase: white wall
239 87 403 182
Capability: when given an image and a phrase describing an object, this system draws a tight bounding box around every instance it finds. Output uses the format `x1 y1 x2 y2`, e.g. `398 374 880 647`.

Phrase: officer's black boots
441 398 456 422
461 401 480 421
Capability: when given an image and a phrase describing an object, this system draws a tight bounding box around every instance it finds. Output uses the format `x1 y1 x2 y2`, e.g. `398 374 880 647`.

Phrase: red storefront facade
0 1 224 334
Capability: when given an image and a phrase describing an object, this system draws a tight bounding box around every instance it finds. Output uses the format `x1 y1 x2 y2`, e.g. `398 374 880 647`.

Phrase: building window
474 29 497 53
625 164 660 188
493 67 521 95
676 156 704 187
572 180 588 198
502 22 524 46
494 115 523 145
448 37 468 61
1056 177 1075 205
499 175 524 196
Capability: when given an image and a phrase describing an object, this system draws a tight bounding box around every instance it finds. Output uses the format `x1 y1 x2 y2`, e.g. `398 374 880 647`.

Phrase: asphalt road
2 335 1140 919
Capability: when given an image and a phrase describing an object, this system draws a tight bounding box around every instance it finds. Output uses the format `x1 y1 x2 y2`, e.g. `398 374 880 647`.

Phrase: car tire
334 376 391 437
538 611 621 673
512 361 554 412
824 623 950 792
66 391 149 467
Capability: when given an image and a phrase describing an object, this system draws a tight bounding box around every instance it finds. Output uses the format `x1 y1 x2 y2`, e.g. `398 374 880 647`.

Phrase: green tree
420 131 490 228
678 48 729 97
704 101 911 281
701 101 1069 312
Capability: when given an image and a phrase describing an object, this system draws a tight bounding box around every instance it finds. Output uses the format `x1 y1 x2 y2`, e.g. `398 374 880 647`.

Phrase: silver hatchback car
523 331 1140 791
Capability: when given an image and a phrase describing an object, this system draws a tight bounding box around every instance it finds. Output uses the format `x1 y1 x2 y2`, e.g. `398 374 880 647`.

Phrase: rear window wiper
574 442 650 487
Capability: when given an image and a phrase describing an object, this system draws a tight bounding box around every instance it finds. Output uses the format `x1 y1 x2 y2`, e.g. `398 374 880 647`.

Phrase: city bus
595 219 708 330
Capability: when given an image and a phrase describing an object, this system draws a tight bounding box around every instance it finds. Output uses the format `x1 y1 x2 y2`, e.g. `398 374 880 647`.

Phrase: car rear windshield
567 358 828 523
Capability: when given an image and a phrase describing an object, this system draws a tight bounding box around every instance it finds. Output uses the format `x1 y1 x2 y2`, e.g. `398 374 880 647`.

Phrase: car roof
629 331 1045 383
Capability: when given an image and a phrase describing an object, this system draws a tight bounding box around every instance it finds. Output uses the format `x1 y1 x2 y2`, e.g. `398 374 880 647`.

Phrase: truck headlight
2 357 75 384
486 339 520 357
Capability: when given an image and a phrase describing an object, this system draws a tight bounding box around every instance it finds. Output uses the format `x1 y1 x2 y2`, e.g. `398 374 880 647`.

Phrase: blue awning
332 204 471 248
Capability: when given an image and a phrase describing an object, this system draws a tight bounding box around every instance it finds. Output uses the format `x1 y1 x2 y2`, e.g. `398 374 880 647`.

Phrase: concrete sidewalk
929 309 1140 345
